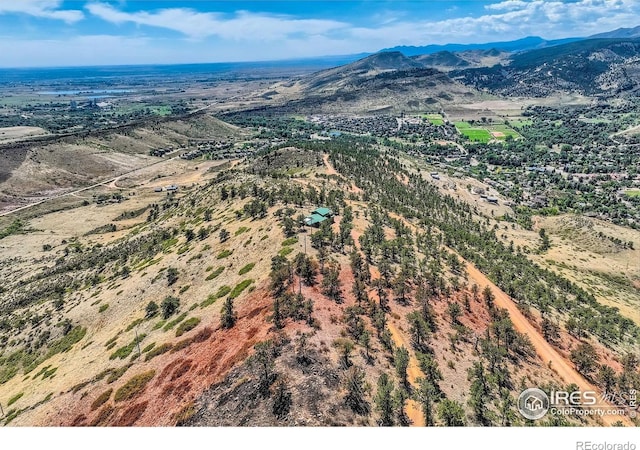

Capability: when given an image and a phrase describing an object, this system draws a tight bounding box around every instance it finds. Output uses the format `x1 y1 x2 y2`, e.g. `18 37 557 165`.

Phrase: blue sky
0 0 639 67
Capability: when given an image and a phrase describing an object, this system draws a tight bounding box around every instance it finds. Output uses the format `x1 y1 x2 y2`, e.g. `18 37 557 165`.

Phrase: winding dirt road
387 321 425 426
325 153 630 426
0 156 180 218
465 262 631 426
382 209 629 425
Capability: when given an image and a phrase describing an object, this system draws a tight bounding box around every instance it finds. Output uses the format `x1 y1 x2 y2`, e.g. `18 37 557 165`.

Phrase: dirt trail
327 159 630 426
464 262 631 426
387 321 425 426
384 210 630 425
0 156 179 217
322 154 363 194
322 153 338 176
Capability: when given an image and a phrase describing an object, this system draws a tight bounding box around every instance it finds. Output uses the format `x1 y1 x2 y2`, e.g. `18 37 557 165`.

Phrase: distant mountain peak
347 51 424 71
589 25 640 39
380 36 580 57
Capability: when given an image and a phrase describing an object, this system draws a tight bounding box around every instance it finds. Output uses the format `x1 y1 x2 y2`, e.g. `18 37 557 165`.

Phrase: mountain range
452 37 640 96
296 25 640 103
381 36 582 57
379 25 640 56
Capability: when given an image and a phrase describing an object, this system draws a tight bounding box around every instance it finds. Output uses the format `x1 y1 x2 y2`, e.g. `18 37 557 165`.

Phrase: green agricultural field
487 124 520 140
424 113 444 126
454 122 491 143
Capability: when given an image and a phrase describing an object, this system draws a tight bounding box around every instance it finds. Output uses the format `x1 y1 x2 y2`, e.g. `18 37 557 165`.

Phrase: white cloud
485 0 535 12
0 0 83 23
349 0 640 47
3 0 640 67
86 2 348 40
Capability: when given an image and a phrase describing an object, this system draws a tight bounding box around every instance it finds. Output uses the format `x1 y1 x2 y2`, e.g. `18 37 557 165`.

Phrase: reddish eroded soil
57 284 274 426
322 153 338 177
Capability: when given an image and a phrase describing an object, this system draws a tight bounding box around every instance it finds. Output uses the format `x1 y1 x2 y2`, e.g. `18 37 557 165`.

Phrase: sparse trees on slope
272 378 292 419
497 388 517 426
334 338 355 369
407 311 430 351
570 342 598 376
166 267 179 286
393 271 411 305
145 301 159 319
294 252 317 286
598 364 617 393
438 399 466 426
372 278 389 311
394 387 410 427
270 265 290 298
221 297 236 329
416 352 443 396
374 373 394 426
467 361 493 425
360 329 372 363
447 301 462 325
321 261 342 302
244 199 267 219
471 283 479 302
252 340 276 395
281 216 296 238
273 295 284 329
378 259 393 288
541 316 560 343
161 296 180 319
482 286 494 310
295 333 312 366
415 376 438 426
343 366 370 415
352 278 368 308
197 227 208 241
395 346 410 388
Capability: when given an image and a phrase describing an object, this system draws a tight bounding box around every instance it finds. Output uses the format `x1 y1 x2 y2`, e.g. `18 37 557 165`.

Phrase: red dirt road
465 262 631 426
323 153 338 176
387 321 425 426
323 154 363 194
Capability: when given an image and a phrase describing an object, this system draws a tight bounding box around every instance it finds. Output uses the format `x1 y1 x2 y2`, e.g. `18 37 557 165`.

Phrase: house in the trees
303 207 334 227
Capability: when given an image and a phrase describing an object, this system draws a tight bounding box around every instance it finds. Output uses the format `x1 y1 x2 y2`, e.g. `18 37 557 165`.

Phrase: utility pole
289 262 294 294
135 327 142 360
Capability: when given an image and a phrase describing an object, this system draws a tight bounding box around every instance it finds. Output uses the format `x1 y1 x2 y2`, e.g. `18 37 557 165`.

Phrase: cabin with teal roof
303 207 334 227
